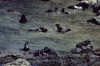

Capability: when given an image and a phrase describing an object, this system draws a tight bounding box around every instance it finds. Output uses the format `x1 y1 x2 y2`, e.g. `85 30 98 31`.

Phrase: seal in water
22 42 29 51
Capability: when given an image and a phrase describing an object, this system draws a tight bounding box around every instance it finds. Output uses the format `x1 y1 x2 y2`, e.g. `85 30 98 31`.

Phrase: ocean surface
0 0 100 52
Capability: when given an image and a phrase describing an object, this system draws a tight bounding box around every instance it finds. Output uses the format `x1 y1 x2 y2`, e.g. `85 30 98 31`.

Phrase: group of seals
45 7 69 14
27 24 71 33
21 42 58 57
19 14 71 33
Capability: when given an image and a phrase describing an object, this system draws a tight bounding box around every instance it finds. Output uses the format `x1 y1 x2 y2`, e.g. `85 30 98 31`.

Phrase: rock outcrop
71 40 93 54
93 1 100 13
81 0 98 5
34 47 58 57
87 15 100 25
94 49 100 56
3 58 30 66
0 54 23 64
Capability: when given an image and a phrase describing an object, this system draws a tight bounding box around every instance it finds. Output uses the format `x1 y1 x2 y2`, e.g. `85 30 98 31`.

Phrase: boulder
80 0 98 5
75 40 93 53
87 16 100 25
93 1 100 13
34 47 58 57
3 58 30 66
76 2 89 10
94 49 100 56
0 55 23 64
34 50 40 56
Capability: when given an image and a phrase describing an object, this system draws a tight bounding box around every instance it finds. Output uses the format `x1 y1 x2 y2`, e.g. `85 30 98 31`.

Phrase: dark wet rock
67 6 76 9
87 16 100 25
94 49 100 56
38 60 61 66
80 0 98 6
34 47 58 57
34 50 40 57
84 54 90 62
93 1 100 13
0 55 22 64
76 2 89 10
96 10 100 16
68 2 89 10
19 14 27 24
71 48 79 54
39 27 48 33
75 40 93 53
56 24 71 33
40 47 57 56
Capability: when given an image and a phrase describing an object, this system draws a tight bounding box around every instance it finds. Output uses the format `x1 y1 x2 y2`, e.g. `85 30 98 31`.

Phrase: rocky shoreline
0 40 100 66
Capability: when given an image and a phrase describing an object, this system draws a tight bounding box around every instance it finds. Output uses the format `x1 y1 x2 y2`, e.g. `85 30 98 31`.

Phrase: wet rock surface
87 15 100 25
0 53 24 64
0 46 100 66
3 58 30 66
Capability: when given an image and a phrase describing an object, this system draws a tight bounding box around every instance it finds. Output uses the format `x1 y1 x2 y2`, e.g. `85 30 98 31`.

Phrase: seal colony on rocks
34 47 58 57
0 0 100 66
0 40 100 66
